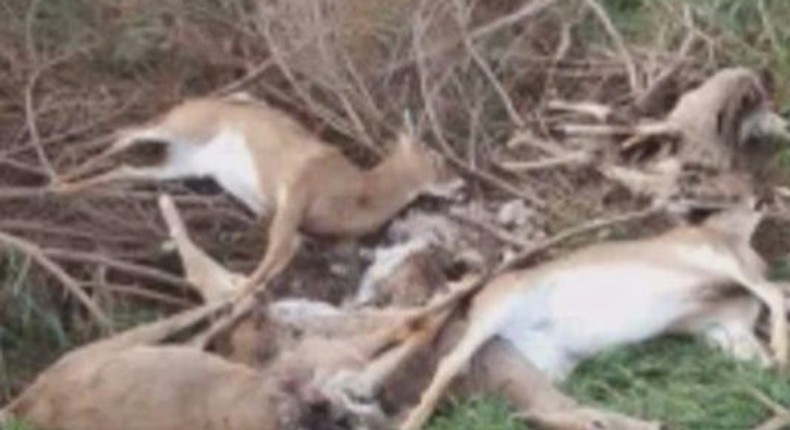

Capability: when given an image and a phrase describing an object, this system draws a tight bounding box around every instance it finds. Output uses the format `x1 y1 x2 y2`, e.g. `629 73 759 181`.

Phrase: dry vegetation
3 0 790 428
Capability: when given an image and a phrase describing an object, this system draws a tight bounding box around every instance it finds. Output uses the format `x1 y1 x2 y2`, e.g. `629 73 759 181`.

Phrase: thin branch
411 8 544 208
213 57 276 96
749 388 790 430
386 0 558 74
37 92 139 149
548 99 616 122
448 212 531 248
497 152 591 173
470 0 559 41
757 0 782 60
502 205 661 271
310 1 379 154
24 67 53 178
82 282 192 307
0 230 113 330
257 14 370 152
0 187 49 200
579 0 641 97
452 0 524 128
44 248 193 290
635 4 698 115
23 46 96 180
555 120 678 139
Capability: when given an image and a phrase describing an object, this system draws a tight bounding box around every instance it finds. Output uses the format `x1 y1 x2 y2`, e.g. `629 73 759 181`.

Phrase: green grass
0 250 75 404
0 419 37 430
426 396 526 430
427 338 790 430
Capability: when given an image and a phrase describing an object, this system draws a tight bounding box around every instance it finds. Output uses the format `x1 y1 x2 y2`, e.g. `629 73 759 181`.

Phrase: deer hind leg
55 125 173 192
158 194 243 302
53 165 165 194
330 307 452 405
338 277 480 388
400 317 499 430
721 247 788 368
673 294 770 367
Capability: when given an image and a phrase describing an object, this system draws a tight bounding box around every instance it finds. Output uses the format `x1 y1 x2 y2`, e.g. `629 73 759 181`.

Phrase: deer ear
396 131 416 150
396 108 420 151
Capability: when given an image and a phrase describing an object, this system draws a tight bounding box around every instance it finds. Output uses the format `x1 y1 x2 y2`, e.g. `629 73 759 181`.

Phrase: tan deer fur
158 194 659 429
666 67 776 168
401 201 787 430
1 194 491 430
54 96 455 292
1 265 477 430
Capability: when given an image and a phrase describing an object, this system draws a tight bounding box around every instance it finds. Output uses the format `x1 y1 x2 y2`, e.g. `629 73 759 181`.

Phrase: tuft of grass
0 250 75 403
0 419 37 430
426 396 529 430
427 338 789 430
567 337 790 430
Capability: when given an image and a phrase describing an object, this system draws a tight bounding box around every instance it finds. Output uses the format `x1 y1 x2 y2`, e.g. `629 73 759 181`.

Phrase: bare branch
579 0 641 97
0 230 113 330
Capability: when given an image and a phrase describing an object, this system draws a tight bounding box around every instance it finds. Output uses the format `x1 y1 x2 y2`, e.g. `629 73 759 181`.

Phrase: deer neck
303 150 433 237
351 153 428 231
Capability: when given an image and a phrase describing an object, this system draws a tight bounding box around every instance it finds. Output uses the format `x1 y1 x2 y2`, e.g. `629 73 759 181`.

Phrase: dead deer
53 96 457 292
0 255 480 430
158 194 659 430
400 201 788 430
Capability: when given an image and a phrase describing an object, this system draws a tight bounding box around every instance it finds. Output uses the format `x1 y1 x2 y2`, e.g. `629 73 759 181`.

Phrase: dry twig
579 0 641 98
411 7 544 208
448 212 531 248
0 230 113 330
504 204 661 270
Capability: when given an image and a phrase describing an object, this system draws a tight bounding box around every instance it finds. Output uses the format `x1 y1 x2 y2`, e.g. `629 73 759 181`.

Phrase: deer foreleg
193 188 307 350
245 186 306 293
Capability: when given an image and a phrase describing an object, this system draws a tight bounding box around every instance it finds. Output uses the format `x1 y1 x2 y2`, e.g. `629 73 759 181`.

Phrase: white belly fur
496 262 712 380
187 128 268 215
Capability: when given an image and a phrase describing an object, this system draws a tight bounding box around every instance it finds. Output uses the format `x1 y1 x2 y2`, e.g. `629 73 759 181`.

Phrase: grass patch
0 251 75 403
426 396 529 430
0 419 37 430
427 338 789 430
0 420 36 430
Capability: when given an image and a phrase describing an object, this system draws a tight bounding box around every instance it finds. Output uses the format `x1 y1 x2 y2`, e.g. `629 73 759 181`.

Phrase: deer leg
462 339 662 430
245 186 306 293
400 318 497 430
158 194 243 302
721 249 788 368
89 298 231 354
194 188 307 350
52 165 162 195
333 309 451 403
673 295 770 367
57 124 171 182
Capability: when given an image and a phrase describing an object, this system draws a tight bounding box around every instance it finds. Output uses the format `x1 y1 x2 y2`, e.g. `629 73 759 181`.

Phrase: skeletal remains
3 67 789 429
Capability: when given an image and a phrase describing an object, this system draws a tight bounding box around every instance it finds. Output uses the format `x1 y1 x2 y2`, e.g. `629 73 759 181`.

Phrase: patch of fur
355 238 430 306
